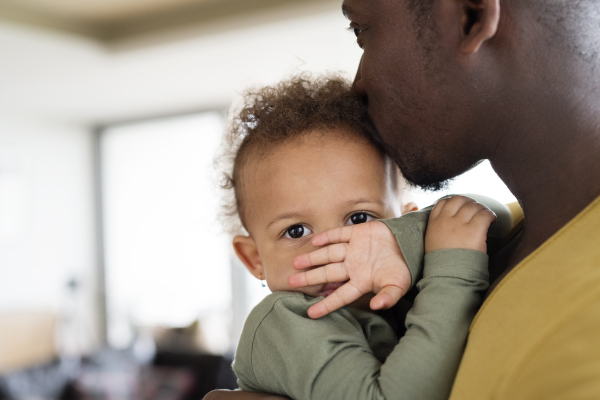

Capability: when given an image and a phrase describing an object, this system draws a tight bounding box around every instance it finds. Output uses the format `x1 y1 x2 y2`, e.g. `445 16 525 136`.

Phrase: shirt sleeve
380 210 430 290
378 249 489 400
381 194 514 289
233 248 489 400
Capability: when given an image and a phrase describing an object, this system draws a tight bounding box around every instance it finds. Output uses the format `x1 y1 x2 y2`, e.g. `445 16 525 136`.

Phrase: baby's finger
307 283 364 319
440 195 475 217
287 263 348 288
370 285 405 310
455 202 489 223
469 208 497 227
311 225 354 247
428 198 448 220
292 243 347 269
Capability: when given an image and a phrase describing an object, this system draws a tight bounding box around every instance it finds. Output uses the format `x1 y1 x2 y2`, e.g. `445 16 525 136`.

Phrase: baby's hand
425 196 497 254
288 221 411 319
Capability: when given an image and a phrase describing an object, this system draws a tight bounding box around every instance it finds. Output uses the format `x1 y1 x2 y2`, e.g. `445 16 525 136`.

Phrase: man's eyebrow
266 212 305 230
341 4 354 19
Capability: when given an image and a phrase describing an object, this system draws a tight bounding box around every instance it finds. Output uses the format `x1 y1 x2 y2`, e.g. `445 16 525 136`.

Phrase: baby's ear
232 236 264 279
401 201 419 215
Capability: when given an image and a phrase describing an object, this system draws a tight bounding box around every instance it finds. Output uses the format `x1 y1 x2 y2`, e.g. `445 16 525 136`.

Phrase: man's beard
377 133 453 192
364 113 461 192
393 145 453 192
394 144 484 193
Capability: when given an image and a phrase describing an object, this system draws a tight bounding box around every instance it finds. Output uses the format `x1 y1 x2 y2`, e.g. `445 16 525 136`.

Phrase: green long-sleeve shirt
233 196 513 400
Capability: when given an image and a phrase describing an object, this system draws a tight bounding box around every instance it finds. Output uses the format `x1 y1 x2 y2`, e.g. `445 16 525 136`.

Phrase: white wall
100 113 232 352
0 117 99 354
0 2 362 125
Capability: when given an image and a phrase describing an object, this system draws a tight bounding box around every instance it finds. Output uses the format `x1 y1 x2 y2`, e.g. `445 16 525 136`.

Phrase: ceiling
0 0 334 42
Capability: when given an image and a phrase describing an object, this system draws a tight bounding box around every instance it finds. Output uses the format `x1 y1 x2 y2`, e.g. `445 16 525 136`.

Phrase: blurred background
0 0 516 399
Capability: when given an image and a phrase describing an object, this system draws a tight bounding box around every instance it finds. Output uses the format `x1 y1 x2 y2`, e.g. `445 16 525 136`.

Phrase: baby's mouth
319 281 348 297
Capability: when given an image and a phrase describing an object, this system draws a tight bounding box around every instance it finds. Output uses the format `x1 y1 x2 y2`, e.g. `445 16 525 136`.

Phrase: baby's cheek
266 266 295 292
265 246 314 291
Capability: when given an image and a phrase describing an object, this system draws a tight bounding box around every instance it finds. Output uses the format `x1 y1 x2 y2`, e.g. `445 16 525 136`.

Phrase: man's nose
352 55 367 97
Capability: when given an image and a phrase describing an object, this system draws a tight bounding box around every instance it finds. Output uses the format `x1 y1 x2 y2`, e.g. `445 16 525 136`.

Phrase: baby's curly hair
217 73 397 235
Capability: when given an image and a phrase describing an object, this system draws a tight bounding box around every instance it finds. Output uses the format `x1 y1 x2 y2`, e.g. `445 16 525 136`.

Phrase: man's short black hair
408 0 599 62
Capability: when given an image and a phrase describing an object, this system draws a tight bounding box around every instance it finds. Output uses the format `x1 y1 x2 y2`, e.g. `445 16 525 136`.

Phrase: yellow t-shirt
450 195 600 399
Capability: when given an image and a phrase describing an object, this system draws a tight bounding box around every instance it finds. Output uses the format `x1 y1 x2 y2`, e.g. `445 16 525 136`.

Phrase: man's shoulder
451 195 600 399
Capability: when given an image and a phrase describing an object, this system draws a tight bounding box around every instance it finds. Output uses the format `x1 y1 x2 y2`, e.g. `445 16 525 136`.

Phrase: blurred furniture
0 348 237 400
0 311 57 374
153 351 237 400
0 311 236 399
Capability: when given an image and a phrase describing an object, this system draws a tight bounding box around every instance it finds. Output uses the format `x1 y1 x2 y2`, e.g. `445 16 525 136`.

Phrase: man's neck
488 97 600 285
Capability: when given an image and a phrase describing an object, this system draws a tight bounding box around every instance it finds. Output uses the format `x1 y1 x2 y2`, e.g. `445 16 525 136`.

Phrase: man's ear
232 235 264 280
455 0 501 55
401 201 419 215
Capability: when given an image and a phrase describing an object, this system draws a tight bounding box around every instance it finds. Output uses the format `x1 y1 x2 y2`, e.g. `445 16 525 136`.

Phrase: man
207 0 600 398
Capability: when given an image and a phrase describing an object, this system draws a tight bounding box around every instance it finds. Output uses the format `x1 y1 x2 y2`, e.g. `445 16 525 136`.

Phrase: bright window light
101 112 231 352
408 160 517 208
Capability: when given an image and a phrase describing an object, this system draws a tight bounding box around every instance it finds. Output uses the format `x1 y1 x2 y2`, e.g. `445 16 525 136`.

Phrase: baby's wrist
423 248 489 281
425 242 487 254
425 231 488 254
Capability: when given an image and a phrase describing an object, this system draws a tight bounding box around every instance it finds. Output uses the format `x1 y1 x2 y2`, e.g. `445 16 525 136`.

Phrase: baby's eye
284 225 312 239
347 212 375 226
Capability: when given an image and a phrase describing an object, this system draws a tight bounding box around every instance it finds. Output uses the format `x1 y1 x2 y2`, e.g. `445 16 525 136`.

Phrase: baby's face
234 129 401 298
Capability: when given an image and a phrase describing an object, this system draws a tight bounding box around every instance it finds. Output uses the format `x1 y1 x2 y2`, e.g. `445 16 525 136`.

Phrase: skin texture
346 0 503 191
232 129 417 312
424 196 496 254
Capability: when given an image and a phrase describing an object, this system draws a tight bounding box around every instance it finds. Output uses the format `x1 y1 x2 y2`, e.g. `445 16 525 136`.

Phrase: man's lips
319 281 349 297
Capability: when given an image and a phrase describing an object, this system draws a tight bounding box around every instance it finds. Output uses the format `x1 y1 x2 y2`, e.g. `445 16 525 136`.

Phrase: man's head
345 0 600 190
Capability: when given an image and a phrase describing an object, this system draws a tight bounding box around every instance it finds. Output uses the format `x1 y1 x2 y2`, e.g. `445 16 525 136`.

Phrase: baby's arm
378 196 495 399
234 196 495 400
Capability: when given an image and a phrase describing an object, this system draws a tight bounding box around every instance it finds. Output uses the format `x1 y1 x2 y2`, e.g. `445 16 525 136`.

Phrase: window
408 160 516 208
100 112 234 353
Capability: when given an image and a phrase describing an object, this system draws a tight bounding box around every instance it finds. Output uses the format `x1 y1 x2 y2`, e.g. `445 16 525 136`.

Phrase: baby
219 75 509 400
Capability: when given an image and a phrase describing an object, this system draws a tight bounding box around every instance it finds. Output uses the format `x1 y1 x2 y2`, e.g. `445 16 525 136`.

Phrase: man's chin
399 157 485 193
368 121 458 192
403 173 452 192
392 153 453 192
